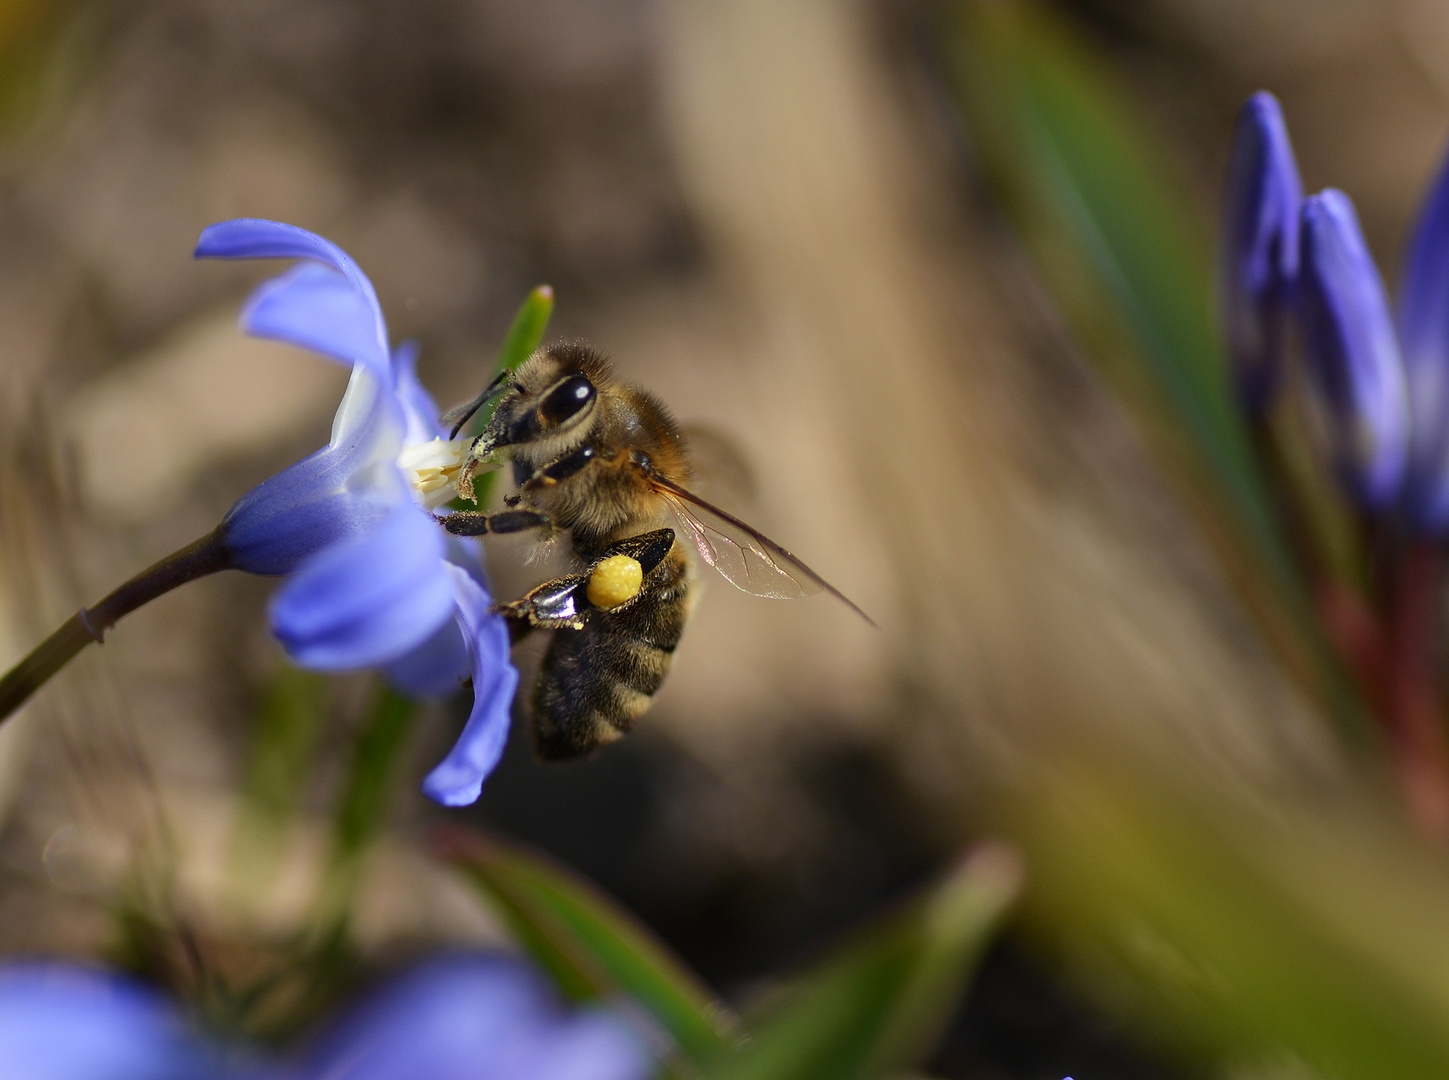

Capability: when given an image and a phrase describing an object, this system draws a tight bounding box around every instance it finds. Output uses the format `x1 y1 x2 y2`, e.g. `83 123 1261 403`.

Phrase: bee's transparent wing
677 423 756 509
664 490 812 600
649 475 876 626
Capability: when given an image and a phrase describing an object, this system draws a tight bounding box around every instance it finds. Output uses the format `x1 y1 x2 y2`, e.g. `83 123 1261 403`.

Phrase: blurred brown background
1 1 1447 1076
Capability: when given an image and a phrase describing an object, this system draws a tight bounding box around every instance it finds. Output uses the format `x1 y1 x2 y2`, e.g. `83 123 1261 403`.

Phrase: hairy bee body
445 341 866 760
452 343 696 759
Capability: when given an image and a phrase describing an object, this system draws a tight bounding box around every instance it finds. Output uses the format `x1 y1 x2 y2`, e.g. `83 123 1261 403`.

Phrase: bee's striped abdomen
531 544 691 760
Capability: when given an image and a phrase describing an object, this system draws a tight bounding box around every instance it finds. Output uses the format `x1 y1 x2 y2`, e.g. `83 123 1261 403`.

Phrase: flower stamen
398 438 472 509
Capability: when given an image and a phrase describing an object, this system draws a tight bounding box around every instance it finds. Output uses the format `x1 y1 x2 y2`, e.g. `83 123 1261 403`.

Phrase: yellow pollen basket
586 554 644 610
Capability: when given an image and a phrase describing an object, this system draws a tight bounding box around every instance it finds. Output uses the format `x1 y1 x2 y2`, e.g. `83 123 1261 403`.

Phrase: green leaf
939 1 1368 744
314 683 418 928
700 844 1021 1080
439 827 739 1067
497 284 555 374
230 665 329 890
452 284 555 509
1011 759 1449 1080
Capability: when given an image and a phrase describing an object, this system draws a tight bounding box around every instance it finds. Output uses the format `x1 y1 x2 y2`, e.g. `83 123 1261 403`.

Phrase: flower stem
0 528 234 725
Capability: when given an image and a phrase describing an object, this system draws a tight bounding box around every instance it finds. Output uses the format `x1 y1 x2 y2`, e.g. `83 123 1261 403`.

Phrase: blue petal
383 538 492 697
222 368 408 575
296 953 648 1080
421 563 519 807
270 505 454 670
1297 190 1410 509
242 262 391 382
1220 92 1303 414
1400 144 1449 531
195 219 389 384
393 340 445 444
0 964 217 1080
382 615 471 698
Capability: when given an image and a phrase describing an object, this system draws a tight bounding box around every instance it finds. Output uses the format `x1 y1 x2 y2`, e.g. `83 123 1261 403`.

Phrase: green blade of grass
940 0 1368 744
438 826 739 1068
701 844 1020 1080
1012 757 1449 1080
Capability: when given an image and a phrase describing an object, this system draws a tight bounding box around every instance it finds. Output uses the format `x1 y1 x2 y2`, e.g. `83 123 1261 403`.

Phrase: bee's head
474 343 610 462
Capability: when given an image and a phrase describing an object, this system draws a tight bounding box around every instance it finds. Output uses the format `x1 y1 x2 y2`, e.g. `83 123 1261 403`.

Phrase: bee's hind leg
497 573 591 632
493 529 679 642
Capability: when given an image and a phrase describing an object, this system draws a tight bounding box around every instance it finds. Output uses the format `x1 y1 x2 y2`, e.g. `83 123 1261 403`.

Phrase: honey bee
440 342 872 760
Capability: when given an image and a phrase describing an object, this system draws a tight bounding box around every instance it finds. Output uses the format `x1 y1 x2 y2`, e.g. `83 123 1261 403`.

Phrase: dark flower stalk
0 528 233 723
1384 541 1449 834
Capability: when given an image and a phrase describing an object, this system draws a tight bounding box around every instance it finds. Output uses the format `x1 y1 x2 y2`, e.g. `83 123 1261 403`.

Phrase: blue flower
1221 94 1417 515
1399 144 1449 532
1296 190 1410 509
1220 91 1303 414
0 963 221 1080
293 954 648 1080
0 956 650 1080
196 219 518 807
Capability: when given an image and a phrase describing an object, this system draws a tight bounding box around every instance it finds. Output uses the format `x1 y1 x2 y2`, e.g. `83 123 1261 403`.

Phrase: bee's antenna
443 371 514 439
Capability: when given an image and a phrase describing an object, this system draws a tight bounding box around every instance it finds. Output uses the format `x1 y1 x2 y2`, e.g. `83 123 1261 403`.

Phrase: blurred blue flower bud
196 219 518 806
1399 147 1449 532
1220 91 1303 414
1297 190 1410 509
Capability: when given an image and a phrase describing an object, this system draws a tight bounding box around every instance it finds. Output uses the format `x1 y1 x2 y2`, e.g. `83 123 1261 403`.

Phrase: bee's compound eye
539 374 596 425
586 554 644 610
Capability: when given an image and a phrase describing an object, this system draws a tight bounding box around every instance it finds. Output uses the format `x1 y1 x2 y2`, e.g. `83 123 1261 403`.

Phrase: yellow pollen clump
587 554 644 610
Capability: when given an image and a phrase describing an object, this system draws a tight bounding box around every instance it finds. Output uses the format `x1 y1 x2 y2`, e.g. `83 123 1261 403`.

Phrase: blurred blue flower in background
1220 90 1302 415
1398 146 1449 533
294 954 649 1080
1296 189 1410 509
197 219 518 807
0 955 649 1080
1219 93 1449 516
0 964 221 1080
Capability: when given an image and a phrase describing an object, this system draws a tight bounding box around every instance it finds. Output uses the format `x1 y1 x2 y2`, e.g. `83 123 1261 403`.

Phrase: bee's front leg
438 509 553 538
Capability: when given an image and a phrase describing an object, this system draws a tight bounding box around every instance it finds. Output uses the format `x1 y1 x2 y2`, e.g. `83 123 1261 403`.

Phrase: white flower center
397 438 472 510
